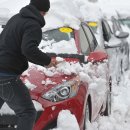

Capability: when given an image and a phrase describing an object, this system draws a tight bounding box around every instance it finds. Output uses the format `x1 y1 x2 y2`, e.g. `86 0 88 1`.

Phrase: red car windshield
39 28 78 54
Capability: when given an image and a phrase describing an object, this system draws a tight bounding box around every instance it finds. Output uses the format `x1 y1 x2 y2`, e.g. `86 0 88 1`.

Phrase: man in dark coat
0 0 55 130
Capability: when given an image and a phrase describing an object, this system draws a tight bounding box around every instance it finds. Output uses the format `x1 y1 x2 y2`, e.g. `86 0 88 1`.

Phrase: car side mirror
115 31 129 39
87 51 108 63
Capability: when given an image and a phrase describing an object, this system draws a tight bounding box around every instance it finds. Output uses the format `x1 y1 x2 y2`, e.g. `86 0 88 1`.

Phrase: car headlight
42 77 80 102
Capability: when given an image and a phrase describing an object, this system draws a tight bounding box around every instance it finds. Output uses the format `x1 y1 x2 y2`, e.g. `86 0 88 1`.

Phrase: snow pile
52 110 80 130
1 0 130 30
39 38 78 54
24 79 37 90
34 58 108 86
43 0 82 31
74 0 103 21
86 69 130 130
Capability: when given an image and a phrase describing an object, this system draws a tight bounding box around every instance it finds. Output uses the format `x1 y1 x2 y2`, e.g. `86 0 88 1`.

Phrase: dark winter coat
0 5 51 75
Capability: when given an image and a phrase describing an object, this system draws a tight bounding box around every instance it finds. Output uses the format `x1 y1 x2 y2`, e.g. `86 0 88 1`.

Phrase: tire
83 100 91 130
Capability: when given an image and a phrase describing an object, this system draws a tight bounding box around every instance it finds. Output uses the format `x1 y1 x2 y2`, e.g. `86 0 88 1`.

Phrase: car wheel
84 100 91 130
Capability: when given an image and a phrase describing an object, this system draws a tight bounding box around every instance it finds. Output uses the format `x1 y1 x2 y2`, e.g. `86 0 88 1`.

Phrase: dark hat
30 0 50 12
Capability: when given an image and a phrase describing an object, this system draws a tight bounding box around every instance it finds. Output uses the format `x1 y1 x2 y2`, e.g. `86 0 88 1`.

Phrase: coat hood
20 5 45 27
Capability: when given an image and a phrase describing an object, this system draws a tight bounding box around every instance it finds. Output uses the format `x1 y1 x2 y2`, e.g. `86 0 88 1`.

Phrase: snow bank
52 110 80 130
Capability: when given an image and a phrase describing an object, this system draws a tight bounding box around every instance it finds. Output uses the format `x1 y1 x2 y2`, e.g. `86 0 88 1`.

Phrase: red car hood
21 67 76 100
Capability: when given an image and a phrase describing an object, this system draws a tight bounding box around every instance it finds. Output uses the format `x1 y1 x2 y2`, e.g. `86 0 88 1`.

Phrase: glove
47 57 64 68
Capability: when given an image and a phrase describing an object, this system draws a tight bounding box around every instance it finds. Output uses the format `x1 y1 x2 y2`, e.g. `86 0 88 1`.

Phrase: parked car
101 17 129 83
0 23 111 130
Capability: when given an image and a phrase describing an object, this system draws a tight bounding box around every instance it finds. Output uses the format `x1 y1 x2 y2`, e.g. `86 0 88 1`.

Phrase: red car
0 23 111 130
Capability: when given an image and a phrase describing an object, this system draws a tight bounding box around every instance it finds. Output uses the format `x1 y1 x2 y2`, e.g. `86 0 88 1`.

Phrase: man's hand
47 58 57 68
46 57 65 68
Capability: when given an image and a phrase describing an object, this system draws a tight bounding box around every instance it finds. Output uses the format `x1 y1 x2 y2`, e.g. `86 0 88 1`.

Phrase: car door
79 23 107 119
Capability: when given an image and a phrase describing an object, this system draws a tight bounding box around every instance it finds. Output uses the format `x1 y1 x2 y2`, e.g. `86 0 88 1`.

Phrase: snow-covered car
86 19 129 83
101 17 129 83
0 23 111 130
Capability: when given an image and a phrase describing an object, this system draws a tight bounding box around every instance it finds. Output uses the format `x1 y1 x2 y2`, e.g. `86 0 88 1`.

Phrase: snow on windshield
39 28 78 54
40 38 77 54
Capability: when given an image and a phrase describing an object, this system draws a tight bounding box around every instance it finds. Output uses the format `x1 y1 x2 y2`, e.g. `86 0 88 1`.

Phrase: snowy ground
1 0 130 130
85 71 130 130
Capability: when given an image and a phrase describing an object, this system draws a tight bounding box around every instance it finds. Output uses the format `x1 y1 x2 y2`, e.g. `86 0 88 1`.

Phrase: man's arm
21 23 51 66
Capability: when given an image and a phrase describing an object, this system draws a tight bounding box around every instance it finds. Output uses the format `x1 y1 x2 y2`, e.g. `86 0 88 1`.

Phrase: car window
111 17 122 33
82 24 98 51
79 26 91 55
87 22 98 34
102 20 112 42
39 28 78 54
42 28 74 42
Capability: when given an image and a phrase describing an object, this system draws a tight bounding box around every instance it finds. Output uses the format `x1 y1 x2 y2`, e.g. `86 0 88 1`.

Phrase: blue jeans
0 76 37 130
